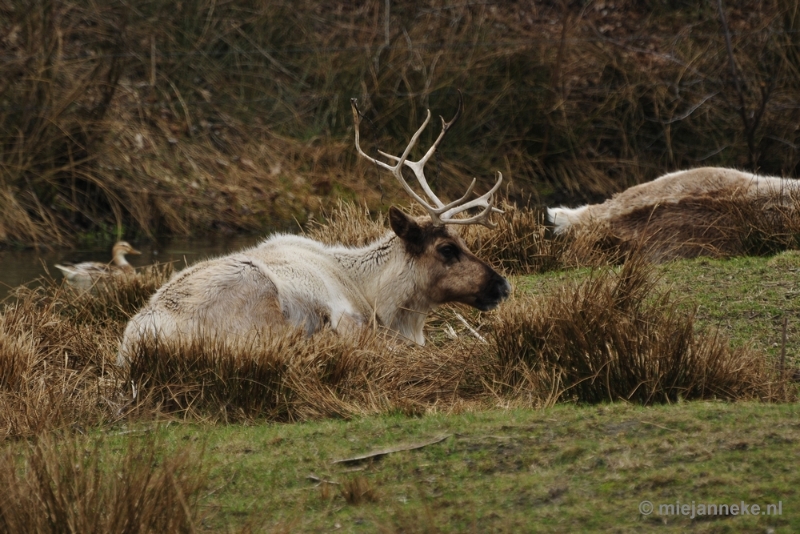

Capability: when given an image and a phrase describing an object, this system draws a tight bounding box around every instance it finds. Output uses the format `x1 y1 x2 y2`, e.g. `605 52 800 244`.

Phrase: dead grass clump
124 326 491 422
729 190 800 257
0 299 116 438
340 476 380 505
0 435 206 533
597 189 800 263
304 200 390 247
0 267 173 440
458 203 563 274
549 182 800 264
487 257 789 404
11 264 173 329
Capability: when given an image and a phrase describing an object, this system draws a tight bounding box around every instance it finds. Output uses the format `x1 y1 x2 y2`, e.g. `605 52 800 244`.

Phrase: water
0 235 266 302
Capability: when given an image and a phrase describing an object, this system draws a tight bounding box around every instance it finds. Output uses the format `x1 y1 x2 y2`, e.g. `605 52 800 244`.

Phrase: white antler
351 93 503 228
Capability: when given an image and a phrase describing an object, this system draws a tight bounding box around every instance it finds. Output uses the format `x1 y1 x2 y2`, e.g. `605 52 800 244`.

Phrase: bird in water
55 241 142 289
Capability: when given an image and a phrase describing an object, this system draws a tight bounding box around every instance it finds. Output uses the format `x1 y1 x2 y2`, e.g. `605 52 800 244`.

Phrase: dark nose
475 273 511 311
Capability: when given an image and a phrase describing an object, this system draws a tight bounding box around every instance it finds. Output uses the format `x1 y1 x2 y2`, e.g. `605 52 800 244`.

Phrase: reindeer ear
389 206 424 247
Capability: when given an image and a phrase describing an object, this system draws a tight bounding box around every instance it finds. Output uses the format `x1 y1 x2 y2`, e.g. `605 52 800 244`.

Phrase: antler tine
351 99 393 174
351 98 440 215
444 202 498 228
373 93 464 210
440 172 504 228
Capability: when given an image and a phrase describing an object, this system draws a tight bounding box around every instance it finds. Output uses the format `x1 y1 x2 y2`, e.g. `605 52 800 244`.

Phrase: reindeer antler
351 93 503 228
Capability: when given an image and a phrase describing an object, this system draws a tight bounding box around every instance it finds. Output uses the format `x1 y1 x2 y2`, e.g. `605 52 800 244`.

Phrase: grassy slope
137 402 799 532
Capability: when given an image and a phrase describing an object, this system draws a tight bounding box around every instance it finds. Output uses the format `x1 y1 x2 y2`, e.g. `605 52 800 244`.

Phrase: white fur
547 205 589 235
119 231 445 365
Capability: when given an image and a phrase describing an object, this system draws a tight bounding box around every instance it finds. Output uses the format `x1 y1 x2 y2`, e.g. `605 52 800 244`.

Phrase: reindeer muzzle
474 273 511 311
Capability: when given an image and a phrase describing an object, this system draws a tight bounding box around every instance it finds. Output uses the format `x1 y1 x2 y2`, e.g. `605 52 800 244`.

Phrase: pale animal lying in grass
547 167 800 261
118 96 510 365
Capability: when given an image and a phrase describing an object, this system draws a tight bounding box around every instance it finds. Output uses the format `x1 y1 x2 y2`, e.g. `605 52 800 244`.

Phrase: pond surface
0 235 266 302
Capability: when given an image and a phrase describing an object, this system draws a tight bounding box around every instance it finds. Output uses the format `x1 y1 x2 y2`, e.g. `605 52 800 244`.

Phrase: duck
55 241 142 289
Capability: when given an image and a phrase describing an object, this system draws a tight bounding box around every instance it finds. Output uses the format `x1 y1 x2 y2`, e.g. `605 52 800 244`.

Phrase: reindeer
118 97 511 364
547 167 800 261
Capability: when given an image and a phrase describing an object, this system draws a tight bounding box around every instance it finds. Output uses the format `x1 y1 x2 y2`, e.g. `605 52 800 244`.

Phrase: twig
373 0 392 69
332 435 450 465
443 322 458 340
307 473 340 485
639 420 675 432
384 0 391 47
454 312 487 344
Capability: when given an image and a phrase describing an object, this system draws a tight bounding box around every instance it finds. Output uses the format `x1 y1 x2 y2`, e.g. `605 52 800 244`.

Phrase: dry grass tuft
727 190 800 257
304 200 390 247
0 266 172 440
0 435 206 533
124 327 488 422
340 476 380 505
459 203 563 274
488 256 791 404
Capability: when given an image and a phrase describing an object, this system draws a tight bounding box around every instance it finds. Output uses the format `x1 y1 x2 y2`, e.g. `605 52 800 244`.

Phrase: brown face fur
388 206 510 311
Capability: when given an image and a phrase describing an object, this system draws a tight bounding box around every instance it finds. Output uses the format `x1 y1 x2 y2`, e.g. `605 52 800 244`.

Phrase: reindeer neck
331 233 431 344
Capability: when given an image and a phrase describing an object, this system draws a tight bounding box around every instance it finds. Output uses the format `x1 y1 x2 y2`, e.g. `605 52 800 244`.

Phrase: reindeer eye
438 244 459 261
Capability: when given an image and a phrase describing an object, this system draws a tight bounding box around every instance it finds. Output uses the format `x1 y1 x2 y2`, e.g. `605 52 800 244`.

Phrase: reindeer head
351 94 510 313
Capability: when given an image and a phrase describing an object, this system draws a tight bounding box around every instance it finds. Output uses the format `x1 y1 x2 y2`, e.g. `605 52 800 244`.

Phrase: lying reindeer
118 97 510 364
547 167 800 262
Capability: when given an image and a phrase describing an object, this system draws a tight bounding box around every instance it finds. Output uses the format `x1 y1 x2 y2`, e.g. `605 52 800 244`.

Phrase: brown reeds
304 200 390 247
340 476 380 505
124 327 488 423
0 266 172 439
0 434 206 533
3 0 800 247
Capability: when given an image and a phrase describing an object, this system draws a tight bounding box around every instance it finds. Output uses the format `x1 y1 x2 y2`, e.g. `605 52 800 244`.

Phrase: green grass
659 251 800 363
90 402 800 532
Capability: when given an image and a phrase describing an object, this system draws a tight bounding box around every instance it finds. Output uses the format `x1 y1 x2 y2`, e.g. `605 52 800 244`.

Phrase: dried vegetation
0 435 205 534
489 257 784 404
2 0 800 247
